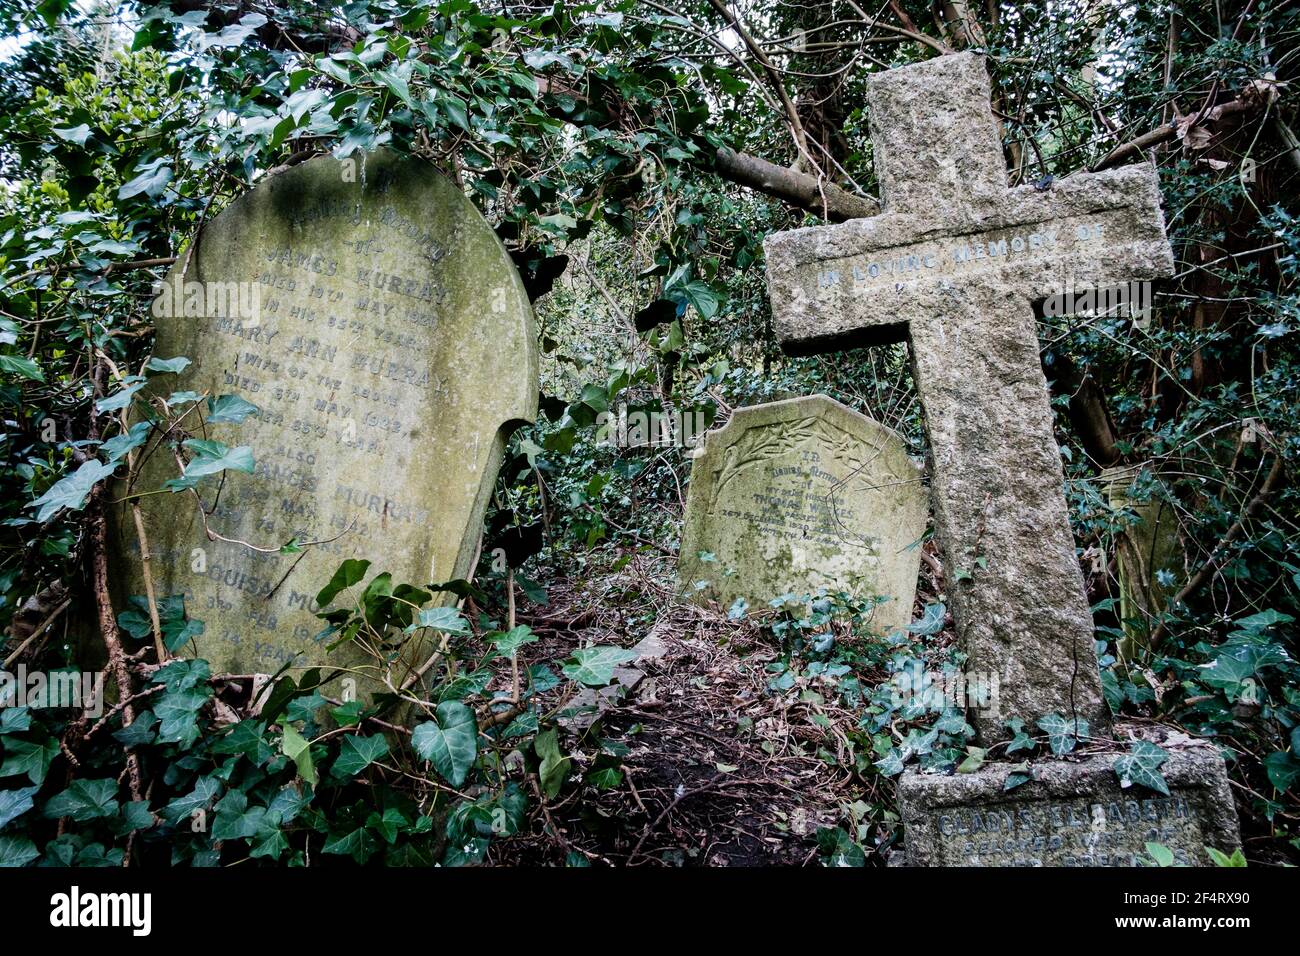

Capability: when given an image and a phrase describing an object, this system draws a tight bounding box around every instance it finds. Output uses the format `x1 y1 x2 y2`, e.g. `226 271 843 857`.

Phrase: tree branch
704 0 811 162
711 147 877 221
1092 97 1256 171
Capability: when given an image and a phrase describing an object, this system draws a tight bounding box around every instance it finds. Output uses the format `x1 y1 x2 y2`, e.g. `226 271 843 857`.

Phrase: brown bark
1092 98 1255 171
1049 353 1122 468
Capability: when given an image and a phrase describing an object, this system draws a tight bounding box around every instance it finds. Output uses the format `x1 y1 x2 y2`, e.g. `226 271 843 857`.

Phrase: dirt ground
491 550 890 866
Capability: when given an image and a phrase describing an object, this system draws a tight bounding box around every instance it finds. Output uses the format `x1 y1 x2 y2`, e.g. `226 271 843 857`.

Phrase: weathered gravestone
113 150 537 693
678 395 927 634
763 53 1240 863
1102 464 1182 663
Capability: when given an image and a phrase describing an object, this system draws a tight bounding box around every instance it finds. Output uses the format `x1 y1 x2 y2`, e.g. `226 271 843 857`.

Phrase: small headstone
1102 464 1181 662
113 151 536 692
899 740 1241 867
678 395 927 633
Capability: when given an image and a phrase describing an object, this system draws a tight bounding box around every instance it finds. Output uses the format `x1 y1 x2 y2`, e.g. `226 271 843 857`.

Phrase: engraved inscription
804 212 1125 297
932 794 1203 867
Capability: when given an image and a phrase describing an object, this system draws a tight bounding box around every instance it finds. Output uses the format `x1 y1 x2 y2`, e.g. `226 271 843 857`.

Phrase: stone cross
764 53 1175 740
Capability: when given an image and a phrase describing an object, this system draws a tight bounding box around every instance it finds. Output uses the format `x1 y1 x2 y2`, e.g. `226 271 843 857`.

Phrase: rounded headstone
112 150 536 692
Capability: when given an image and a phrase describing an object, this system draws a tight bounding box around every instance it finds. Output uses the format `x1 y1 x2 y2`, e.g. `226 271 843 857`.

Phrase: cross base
898 730 1240 867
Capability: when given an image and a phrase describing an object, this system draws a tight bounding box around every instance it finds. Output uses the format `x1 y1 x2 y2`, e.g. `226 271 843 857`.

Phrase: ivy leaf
52 123 91 145
0 708 32 734
561 646 637 686
112 710 158 747
1113 741 1171 796
0 836 38 868
906 602 946 636
0 785 39 830
179 440 254 479
1206 847 1248 867
409 604 468 635
160 775 222 826
934 710 971 735
816 826 866 867
155 688 208 747
101 421 152 464
535 728 570 799
375 65 414 108
1145 842 1175 866
1004 762 1033 791
329 700 363 727
118 163 172 200
151 658 210 693
94 380 144 412
206 393 259 424
0 737 59 785
249 829 291 861
321 826 378 864
115 801 155 834
145 355 191 374
1036 713 1089 755
29 459 118 522
202 11 267 48
874 749 905 777
282 723 317 787
42 778 120 822
491 625 537 656
586 767 624 790
211 791 270 841
412 701 478 788
1262 751 1299 792
1201 643 1286 701
439 94 469 130
316 558 370 608
331 734 389 779
957 746 986 773
162 616 204 653
0 354 44 382
211 719 271 763
1006 728 1037 754
686 283 720 319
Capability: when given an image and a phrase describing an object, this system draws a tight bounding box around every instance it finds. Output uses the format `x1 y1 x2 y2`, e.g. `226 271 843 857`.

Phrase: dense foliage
0 0 1295 865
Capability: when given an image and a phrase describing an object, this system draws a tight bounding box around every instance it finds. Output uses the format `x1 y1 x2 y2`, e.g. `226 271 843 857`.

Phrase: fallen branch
86 482 145 808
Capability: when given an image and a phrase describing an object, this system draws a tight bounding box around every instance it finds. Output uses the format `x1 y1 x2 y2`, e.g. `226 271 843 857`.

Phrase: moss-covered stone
111 151 536 695
678 395 927 633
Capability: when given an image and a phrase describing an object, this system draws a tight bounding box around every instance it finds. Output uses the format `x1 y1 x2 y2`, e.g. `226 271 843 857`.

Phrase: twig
3 598 70 669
